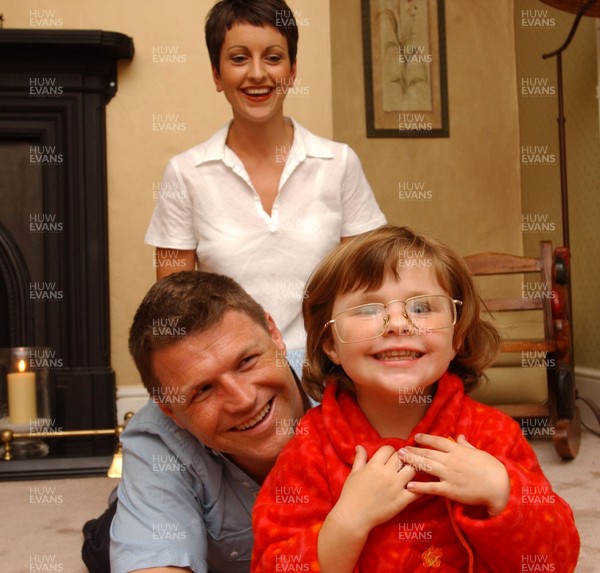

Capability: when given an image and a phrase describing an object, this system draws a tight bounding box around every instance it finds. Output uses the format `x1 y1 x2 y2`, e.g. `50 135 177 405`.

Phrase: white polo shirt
145 118 386 351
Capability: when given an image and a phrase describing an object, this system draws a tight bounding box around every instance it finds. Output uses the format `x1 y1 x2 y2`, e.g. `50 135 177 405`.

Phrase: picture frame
361 0 449 138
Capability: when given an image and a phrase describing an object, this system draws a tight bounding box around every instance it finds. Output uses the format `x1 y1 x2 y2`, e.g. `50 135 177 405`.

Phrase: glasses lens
333 304 386 343
405 295 456 330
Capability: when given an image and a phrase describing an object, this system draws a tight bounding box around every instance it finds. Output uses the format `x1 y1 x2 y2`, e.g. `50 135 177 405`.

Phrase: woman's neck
227 115 293 160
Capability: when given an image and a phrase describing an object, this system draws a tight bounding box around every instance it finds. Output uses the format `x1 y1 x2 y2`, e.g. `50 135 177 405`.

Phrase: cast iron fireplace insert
0 29 134 479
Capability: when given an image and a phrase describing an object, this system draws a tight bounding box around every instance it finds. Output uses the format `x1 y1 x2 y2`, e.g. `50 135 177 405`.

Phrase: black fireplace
0 29 134 479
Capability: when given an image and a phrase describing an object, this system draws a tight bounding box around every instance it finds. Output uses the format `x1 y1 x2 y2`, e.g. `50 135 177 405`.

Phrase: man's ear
264 313 285 352
212 66 223 92
156 400 184 429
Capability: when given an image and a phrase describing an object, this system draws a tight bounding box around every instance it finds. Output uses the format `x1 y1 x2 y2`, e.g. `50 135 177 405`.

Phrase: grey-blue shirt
110 398 259 573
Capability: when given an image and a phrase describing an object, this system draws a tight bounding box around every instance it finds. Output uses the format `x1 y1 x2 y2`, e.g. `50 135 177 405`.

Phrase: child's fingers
399 455 437 476
350 445 368 473
369 444 398 465
406 479 445 496
456 434 474 448
414 433 457 452
398 447 442 473
397 462 418 484
351 444 397 474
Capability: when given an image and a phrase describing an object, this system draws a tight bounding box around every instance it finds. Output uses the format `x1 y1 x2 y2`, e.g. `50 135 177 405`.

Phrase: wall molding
116 385 148 422
576 366 600 387
575 367 600 426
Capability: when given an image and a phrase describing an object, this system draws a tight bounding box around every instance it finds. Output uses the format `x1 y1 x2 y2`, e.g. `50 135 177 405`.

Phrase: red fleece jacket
251 372 579 572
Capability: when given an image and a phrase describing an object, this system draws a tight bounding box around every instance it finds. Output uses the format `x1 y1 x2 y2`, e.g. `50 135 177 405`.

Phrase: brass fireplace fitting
0 412 134 478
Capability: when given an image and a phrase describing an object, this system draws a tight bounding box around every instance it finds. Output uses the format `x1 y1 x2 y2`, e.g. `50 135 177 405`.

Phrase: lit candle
7 359 37 425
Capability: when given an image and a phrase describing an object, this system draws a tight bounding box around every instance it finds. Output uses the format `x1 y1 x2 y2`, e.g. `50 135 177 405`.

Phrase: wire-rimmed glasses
323 295 462 344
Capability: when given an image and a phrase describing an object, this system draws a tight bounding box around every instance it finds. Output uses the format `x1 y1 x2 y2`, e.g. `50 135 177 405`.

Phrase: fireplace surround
0 29 134 479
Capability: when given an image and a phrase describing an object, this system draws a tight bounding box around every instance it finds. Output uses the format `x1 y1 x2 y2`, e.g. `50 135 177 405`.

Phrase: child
251 226 579 572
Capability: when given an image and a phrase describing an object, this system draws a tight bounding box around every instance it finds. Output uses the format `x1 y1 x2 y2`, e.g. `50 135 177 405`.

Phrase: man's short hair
205 0 299 73
129 271 268 396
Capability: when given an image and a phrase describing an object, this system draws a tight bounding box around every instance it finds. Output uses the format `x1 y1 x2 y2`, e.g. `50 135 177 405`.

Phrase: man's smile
233 398 273 431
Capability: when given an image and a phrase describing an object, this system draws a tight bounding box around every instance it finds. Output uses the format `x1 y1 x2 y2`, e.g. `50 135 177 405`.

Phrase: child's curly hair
302 225 501 401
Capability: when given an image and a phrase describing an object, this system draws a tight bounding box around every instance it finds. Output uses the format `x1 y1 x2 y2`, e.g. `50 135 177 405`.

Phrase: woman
145 0 386 372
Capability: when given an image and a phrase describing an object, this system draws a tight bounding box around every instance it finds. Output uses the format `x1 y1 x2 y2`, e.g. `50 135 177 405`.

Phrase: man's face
152 310 304 477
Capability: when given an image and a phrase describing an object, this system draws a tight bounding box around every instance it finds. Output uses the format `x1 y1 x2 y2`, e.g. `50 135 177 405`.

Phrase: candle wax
7 370 37 425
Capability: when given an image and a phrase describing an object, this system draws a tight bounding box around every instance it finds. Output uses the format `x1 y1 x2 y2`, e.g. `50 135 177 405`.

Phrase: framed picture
362 0 449 138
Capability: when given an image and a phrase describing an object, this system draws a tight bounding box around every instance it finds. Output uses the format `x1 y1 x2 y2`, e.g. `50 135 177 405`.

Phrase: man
108 271 309 573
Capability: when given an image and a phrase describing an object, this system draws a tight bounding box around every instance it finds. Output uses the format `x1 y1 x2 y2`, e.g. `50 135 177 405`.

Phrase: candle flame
18 359 26 373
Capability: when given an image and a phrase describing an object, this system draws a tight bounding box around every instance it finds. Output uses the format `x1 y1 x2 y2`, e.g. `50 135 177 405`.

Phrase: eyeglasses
323 295 462 344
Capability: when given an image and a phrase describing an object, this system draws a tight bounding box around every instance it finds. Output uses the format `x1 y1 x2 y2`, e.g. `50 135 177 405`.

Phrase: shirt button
241 481 251 489
230 551 239 559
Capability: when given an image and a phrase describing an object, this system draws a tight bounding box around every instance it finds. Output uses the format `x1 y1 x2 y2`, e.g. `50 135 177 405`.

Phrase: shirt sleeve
144 158 198 250
339 146 387 238
453 414 580 572
110 422 207 573
251 412 332 573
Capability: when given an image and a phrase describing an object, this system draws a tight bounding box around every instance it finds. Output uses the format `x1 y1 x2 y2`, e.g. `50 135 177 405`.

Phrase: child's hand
398 433 510 517
330 444 421 535
318 446 420 573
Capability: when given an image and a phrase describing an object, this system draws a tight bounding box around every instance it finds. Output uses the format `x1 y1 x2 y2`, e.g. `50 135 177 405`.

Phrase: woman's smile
213 23 296 125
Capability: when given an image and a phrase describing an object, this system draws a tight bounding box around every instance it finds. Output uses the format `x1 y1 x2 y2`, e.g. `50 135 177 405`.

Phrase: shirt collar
192 123 230 167
288 117 334 161
192 117 334 168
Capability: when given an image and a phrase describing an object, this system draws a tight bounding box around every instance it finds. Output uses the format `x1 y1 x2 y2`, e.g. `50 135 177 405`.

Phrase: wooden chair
464 241 581 459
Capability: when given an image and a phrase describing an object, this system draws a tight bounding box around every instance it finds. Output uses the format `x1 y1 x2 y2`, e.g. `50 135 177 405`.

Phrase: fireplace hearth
0 29 134 479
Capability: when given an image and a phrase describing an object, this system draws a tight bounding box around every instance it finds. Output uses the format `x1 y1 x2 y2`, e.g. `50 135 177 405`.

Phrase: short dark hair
129 271 268 396
205 0 299 73
302 226 502 400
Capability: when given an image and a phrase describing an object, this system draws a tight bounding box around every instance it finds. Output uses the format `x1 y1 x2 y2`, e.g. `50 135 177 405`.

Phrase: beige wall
331 0 600 370
7 0 598 383
4 0 332 386
516 0 600 369
330 0 523 256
